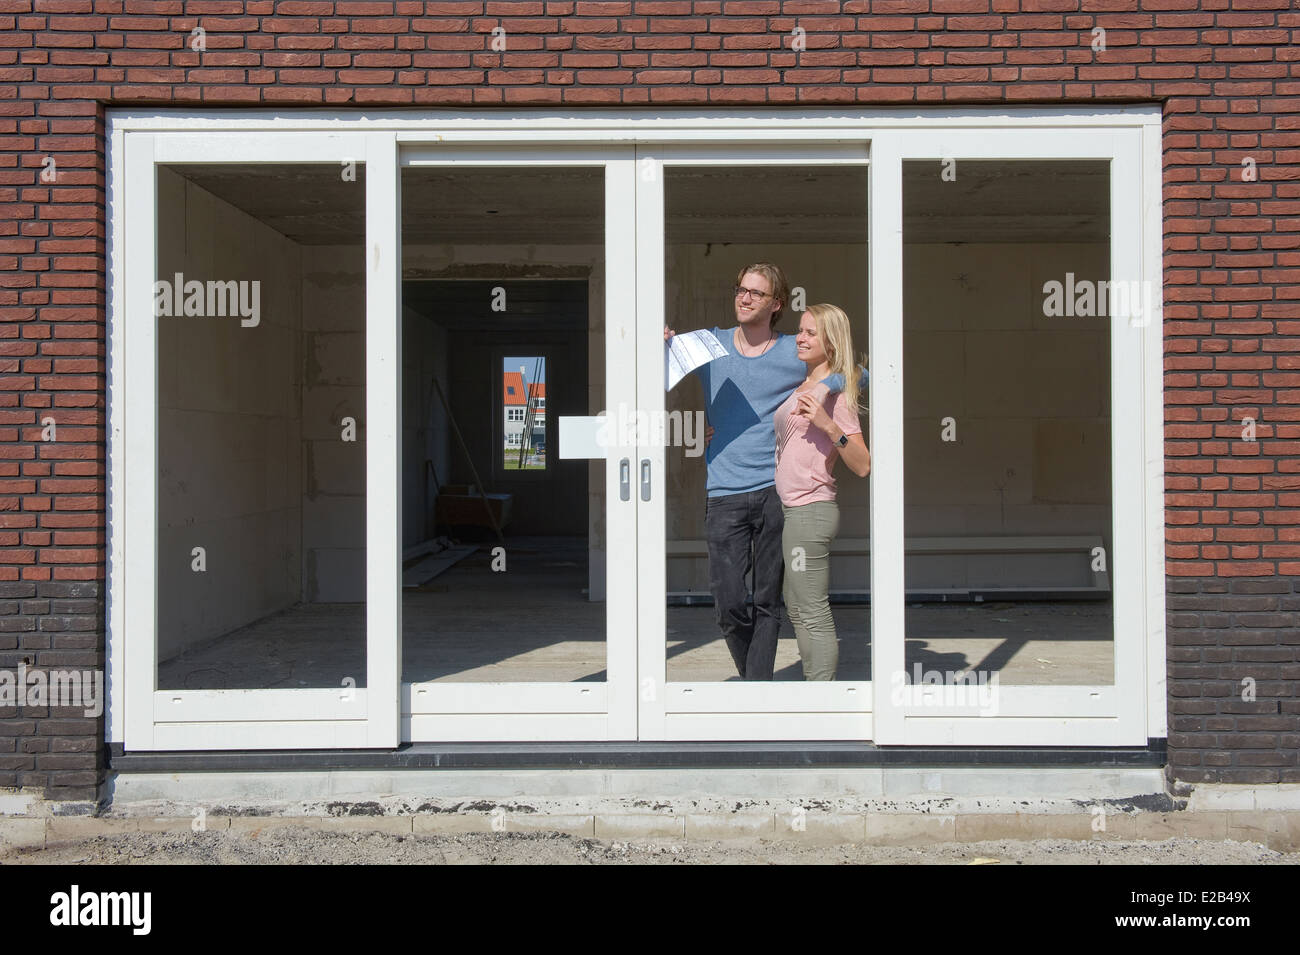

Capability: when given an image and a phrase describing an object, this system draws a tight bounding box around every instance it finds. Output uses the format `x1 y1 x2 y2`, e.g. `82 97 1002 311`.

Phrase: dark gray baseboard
108 739 1167 773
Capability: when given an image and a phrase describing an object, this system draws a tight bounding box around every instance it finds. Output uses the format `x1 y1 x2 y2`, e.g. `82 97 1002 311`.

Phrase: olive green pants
781 500 840 681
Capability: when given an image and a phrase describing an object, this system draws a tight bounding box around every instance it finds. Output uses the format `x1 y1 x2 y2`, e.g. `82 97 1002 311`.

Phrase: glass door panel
156 161 369 697
872 127 1153 746
399 152 638 741
901 159 1116 702
637 149 873 740
123 131 397 750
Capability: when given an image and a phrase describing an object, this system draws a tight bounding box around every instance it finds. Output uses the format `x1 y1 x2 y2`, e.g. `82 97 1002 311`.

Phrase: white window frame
633 142 877 742
111 128 401 750
106 108 1165 751
871 127 1163 746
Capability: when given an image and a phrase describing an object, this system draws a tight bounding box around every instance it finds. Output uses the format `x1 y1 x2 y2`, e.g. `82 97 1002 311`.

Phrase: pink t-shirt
774 383 863 507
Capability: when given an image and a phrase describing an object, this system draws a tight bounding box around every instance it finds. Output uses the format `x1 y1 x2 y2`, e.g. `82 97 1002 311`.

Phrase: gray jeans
781 500 840 681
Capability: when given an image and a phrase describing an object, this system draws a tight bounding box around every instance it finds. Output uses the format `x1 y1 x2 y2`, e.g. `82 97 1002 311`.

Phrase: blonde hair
806 303 868 414
735 262 789 328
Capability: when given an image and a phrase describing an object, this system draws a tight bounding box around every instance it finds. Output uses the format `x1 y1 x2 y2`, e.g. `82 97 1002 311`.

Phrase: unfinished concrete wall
156 167 303 661
901 242 1111 592
300 246 366 602
403 305 449 548
403 244 600 283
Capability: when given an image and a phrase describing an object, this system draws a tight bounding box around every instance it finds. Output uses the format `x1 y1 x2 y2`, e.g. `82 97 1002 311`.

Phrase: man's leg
745 486 786 681
705 493 755 678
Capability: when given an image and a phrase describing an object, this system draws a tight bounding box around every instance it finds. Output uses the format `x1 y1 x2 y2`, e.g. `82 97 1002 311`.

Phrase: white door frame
398 146 640 742
115 128 400 750
106 108 1165 751
871 127 1157 746
634 143 875 741
633 131 1159 745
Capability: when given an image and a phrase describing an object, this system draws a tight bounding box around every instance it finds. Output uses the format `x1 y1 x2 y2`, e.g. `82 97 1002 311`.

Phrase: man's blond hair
735 262 789 328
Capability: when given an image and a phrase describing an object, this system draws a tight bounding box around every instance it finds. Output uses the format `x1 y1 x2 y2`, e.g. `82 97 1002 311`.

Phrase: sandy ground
5 829 1297 865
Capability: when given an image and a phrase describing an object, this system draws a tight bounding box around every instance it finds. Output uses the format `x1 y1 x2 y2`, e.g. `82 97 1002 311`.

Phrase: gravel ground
5 829 1297 865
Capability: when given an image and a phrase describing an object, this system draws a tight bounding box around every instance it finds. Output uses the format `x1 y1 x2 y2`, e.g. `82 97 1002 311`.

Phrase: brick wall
1167 577 1300 784
1 1 1297 797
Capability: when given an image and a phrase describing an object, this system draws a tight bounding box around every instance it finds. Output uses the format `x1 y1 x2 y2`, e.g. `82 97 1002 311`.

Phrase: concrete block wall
402 305 450 550
899 241 1112 593
301 246 367 603
155 168 304 664
2 4 1297 795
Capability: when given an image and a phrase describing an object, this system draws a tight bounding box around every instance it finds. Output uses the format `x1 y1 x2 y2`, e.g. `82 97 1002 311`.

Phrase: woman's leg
783 501 840 681
781 505 808 675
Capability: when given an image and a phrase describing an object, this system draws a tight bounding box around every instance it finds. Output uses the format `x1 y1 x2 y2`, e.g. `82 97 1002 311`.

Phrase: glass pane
663 164 871 682
902 159 1115 692
502 356 547 471
156 162 367 690
400 167 605 683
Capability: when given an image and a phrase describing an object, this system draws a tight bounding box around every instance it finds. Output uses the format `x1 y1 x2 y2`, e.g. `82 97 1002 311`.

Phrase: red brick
0 0 1297 800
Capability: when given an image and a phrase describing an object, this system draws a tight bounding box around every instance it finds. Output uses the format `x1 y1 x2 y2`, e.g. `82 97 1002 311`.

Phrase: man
668 263 864 681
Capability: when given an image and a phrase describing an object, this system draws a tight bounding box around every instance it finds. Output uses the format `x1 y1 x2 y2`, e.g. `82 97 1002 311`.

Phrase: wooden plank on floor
403 537 449 562
402 545 477 589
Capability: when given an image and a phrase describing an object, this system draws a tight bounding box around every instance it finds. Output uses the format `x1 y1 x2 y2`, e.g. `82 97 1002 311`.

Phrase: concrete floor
157 537 1113 689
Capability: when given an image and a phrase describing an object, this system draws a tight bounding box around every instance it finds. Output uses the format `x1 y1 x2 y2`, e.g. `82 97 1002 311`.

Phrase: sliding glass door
397 147 640 741
120 130 401 749
633 145 875 740
110 112 1162 750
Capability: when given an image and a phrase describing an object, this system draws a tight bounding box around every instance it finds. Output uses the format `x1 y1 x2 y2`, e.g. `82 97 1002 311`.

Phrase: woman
774 304 870 681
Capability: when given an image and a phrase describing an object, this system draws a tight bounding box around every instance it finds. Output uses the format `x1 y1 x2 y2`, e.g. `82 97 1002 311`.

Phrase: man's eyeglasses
734 285 772 302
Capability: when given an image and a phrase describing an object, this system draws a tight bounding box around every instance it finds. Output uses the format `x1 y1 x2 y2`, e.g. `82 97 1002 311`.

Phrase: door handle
640 459 651 502
619 458 630 501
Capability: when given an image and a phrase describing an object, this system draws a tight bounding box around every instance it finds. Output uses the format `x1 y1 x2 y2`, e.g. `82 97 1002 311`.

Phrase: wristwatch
836 432 848 448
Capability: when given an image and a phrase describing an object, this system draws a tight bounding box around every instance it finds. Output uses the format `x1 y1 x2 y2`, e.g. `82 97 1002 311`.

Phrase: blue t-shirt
694 326 864 498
